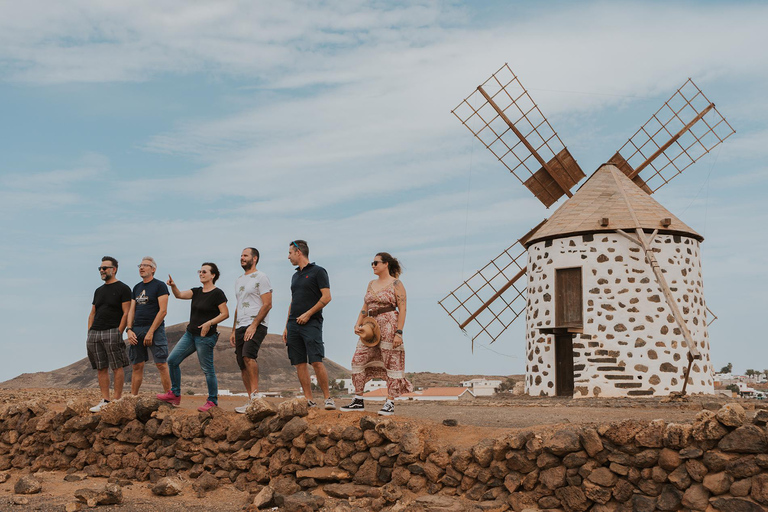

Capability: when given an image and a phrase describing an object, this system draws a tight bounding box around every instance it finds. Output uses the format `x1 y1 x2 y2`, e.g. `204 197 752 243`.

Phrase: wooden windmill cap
523 164 702 247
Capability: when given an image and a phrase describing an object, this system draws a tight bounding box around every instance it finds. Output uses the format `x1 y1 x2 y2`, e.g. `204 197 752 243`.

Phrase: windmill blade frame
452 64 585 208
611 78 736 194
439 220 546 348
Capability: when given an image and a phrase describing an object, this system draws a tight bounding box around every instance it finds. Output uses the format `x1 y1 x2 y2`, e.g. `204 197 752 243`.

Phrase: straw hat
358 317 381 347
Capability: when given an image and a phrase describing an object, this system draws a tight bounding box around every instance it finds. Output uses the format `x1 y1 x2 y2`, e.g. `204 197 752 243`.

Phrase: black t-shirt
289 263 330 322
188 287 228 336
91 281 132 331
132 278 170 327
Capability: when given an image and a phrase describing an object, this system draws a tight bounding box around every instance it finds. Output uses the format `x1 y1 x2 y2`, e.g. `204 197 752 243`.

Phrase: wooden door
555 334 574 397
555 267 583 328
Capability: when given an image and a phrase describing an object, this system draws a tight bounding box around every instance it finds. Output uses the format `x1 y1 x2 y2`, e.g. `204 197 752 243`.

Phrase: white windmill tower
440 65 735 398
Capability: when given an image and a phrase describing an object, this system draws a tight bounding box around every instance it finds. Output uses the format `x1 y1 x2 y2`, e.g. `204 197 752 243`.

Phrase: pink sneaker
156 390 180 407
197 400 216 412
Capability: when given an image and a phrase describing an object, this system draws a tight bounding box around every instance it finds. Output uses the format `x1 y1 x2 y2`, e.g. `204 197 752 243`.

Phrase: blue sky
1 1 766 383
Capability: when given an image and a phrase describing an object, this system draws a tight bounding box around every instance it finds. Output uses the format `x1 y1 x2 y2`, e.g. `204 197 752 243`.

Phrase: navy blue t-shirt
132 278 170 327
289 263 330 322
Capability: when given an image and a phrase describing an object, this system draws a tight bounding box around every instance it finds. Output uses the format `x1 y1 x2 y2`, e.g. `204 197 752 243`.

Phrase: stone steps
627 389 655 396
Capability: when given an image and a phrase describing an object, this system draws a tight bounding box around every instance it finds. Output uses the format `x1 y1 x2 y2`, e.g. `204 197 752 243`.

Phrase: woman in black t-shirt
157 262 229 412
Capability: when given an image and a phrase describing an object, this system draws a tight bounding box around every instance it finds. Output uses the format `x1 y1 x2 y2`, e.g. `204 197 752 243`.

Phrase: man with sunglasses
87 256 131 412
284 240 336 410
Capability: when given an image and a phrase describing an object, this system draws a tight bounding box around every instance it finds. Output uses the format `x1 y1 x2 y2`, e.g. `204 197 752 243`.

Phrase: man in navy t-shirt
125 257 171 395
283 240 336 410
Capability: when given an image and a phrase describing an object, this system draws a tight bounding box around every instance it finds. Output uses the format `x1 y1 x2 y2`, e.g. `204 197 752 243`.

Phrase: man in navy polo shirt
283 240 336 410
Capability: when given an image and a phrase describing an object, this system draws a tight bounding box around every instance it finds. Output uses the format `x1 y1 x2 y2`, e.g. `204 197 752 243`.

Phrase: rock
151 477 183 496
503 472 522 493
443 419 458 427
602 419 643 445
635 419 665 448
692 410 729 441
359 416 379 431
681 483 710 510
14 475 42 494
704 450 737 472
296 467 350 481
11 496 29 505
375 419 405 443
554 486 589 512
245 399 277 423
539 465 566 490
664 423 692 449
703 471 734 495
472 439 494 467
341 426 363 441
726 456 761 479
401 432 423 455
252 485 274 508
545 429 582 455
583 480 611 504
271 476 301 496
587 467 617 487
632 495 656 512
685 458 708 482
731 478 752 497
719 426 768 453
191 472 219 495
281 491 324 512
324 483 381 499
656 484 683 511
667 465 691 490
751 473 768 504
353 458 380 486
658 448 682 470
281 417 309 441
134 396 162 422
612 479 635 502
580 428 603 457
116 419 145 444
65 502 84 512
74 483 123 506
412 495 470 512
752 410 768 426
709 497 764 512
717 403 747 427
99 398 137 425
63 473 88 482
0 472 9 483
277 398 309 420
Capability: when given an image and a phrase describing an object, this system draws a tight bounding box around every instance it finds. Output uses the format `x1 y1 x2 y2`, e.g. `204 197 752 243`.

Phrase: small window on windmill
555 268 583 329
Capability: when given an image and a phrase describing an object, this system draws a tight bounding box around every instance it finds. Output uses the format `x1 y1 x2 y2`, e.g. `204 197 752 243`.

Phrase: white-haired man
125 257 171 395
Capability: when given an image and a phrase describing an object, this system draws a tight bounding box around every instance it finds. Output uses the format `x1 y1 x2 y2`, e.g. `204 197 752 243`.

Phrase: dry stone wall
2 397 768 511
526 233 713 398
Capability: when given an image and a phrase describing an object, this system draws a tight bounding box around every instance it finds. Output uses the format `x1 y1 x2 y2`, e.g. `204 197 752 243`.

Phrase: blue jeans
168 331 218 404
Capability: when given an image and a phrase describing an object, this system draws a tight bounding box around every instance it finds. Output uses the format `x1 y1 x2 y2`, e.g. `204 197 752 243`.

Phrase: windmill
439 64 734 398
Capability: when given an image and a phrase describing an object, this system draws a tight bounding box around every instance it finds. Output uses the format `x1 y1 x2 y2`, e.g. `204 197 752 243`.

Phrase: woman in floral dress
341 252 413 416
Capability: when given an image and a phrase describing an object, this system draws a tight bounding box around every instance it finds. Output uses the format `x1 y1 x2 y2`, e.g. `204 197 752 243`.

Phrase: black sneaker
378 400 394 416
307 400 318 408
340 398 365 412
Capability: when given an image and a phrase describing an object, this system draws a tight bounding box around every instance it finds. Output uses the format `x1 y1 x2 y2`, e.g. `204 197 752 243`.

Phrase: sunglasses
138 264 153 268
371 261 384 267
98 266 114 271
198 270 209 274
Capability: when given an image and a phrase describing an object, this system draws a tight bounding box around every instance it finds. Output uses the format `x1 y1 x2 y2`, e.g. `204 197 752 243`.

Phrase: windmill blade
453 64 585 208
439 220 546 347
611 78 736 194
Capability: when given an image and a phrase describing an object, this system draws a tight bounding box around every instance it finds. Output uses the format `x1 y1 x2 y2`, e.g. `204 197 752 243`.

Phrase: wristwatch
126 327 133 331
395 329 403 335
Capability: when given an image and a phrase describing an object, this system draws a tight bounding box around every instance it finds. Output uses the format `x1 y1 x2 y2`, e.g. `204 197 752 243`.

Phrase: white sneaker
324 398 336 410
235 402 249 414
89 399 110 413
250 391 265 400
378 400 395 416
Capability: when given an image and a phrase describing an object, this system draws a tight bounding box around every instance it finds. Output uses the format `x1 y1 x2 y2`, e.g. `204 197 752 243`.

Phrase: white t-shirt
235 270 273 328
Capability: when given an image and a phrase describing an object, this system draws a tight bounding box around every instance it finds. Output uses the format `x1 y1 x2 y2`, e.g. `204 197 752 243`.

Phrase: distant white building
460 378 502 396
318 378 387 395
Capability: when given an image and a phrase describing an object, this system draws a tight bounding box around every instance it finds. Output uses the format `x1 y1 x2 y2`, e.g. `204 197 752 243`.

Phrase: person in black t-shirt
282 240 336 410
157 262 229 413
87 256 131 413
125 257 171 396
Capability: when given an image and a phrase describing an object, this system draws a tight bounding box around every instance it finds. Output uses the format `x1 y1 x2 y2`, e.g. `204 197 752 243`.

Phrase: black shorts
235 324 268 370
286 319 324 365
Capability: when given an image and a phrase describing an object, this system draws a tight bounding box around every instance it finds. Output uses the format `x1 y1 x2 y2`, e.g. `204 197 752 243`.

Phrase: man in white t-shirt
230 247 273 413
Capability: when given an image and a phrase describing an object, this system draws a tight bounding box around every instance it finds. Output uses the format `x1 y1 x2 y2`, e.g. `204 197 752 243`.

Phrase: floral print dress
350 281 413 398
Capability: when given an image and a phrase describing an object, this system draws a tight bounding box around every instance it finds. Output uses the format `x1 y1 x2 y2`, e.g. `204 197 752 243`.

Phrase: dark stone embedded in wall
660 363 678 373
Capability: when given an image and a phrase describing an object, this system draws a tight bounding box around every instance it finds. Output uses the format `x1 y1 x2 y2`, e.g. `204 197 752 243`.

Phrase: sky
1 1 766 383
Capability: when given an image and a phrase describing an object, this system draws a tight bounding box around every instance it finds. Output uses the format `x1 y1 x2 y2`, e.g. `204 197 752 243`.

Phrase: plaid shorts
87 328 129 370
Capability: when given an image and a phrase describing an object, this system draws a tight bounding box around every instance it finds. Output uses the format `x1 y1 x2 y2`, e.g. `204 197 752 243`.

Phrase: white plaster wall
525 233 714 398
